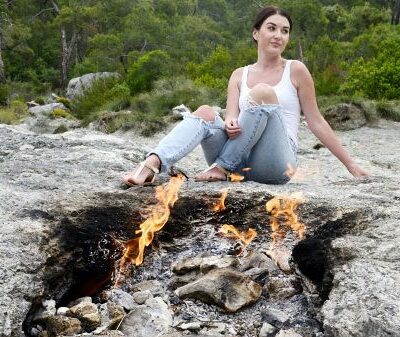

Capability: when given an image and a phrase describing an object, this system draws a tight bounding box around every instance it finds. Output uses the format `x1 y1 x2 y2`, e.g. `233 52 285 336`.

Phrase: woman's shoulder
229 67 245 83
289 60 309 73
289 60 312 87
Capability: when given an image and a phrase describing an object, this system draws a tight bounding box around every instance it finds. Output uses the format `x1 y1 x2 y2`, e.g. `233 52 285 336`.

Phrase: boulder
322 103 367 131
66 72 120 100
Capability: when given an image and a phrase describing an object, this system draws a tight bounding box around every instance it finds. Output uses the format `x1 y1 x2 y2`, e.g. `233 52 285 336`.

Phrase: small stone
275 329 303 337
68 302 101 331
130 280 165 297
179 322 202 331
240 251 277 272
259 322 276 337
132 290 153 304
261 308 290 328
56 307 69 316
99 301 125 330
265 275 302 299
46 316 82 336
119 297 172 337
244 267 270 284
199 255 240 273
67 296 92 308
33 300 57 324
108 289 136 311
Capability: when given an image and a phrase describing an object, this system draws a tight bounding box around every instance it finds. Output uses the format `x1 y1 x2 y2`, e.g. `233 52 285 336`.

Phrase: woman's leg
217 84 282 168
123 105 226 185
245 108 296 184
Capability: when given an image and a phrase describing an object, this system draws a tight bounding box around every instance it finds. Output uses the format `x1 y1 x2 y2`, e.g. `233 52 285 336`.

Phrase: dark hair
252 6 293 38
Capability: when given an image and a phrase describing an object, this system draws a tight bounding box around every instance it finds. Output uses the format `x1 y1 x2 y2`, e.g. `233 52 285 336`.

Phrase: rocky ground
0 117 399 337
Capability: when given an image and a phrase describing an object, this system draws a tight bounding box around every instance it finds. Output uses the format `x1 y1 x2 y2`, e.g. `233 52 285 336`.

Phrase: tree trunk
392 0 400 25
298 39 304 63
0 38 5 84
0 6 5 84
60 26 77 89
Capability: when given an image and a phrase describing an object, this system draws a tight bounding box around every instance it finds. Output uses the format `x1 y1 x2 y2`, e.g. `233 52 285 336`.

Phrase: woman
123 6 369 186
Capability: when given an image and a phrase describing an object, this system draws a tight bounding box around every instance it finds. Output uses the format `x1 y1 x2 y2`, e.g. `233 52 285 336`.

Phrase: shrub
0 108 18 124
376 101 400 121
340 36 400 100
51 108 76 120
0 84 9 105
73 77 122 121
126 50 171 95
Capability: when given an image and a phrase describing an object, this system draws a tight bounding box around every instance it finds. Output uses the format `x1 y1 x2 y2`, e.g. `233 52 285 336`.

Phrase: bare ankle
146 154 161 171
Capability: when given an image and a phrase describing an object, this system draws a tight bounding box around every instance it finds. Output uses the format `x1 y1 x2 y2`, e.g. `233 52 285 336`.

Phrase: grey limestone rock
66 72 120 100
175 267 262 312
119 297 172 337
0 119 400 336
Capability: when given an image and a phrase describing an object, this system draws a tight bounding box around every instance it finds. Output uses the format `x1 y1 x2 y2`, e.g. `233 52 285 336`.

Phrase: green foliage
0 99 28 124
340 37 400 99
126 50 171 95
376 101 400 121
0 84 10 105
51 108 76 120
55 96 73 110
0 108 18 124
73 77 122 121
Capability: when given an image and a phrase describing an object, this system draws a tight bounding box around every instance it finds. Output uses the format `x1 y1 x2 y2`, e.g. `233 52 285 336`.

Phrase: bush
0 84 9 105
376 101 400 121
126 50 171 95
73 77 122 121
51 108 76 120
0 108 18 124
340 36 400 99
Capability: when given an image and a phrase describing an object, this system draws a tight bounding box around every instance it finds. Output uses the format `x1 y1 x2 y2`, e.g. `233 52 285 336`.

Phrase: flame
228 172 245 182
242 167 252 172
115 173 185 286
266 192 305 244
211 188 228 212
219 224 257 252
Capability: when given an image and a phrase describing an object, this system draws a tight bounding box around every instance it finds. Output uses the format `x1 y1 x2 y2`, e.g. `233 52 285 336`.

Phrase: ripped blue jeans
148 104 297 184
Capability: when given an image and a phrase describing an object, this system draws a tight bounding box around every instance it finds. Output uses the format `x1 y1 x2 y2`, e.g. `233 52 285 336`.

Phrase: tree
392 0 400 24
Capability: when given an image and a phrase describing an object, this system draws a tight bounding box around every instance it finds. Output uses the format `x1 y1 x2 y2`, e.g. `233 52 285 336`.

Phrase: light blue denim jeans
148 104 297 184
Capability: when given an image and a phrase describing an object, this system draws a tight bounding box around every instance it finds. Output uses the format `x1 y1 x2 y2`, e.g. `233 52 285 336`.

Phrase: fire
228 172 245 182
115 173 186 286
219 224 257 252
265 192 305 244
211 188 228 212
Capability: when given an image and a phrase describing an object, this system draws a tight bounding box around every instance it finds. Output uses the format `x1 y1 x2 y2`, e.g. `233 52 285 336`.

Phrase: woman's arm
292 61 369 177
224 68 242 138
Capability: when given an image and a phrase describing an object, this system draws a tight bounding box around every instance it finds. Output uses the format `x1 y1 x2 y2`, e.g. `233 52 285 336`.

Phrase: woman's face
253 14 290 56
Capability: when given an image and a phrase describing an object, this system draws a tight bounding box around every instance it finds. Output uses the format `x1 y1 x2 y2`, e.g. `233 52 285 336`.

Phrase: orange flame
211 188 228 212
219 224 257 251
228 172 245 182
115 174 185 286
265 192 305 244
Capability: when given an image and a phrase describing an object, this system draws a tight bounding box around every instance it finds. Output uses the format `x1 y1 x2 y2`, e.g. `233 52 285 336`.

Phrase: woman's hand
347 163 370 177
225 118 241 139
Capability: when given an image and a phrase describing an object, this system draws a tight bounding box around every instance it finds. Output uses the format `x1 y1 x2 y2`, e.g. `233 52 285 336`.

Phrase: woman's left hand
347 163 370 177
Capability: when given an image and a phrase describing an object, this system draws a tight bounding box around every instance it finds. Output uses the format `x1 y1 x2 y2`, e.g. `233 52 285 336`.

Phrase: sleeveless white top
238 60 301 148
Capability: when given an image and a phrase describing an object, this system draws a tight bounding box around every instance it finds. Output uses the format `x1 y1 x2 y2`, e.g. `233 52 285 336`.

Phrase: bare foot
195 164 227 182
123 155 160 186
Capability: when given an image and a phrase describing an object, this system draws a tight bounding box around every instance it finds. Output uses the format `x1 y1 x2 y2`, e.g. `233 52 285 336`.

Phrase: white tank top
238 60 301 148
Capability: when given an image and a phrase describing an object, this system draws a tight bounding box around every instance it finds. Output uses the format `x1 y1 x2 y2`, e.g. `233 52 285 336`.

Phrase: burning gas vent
23 179 370 337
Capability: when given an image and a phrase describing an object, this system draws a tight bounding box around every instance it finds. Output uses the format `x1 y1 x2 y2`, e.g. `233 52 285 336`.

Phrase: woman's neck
254 54 284 70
